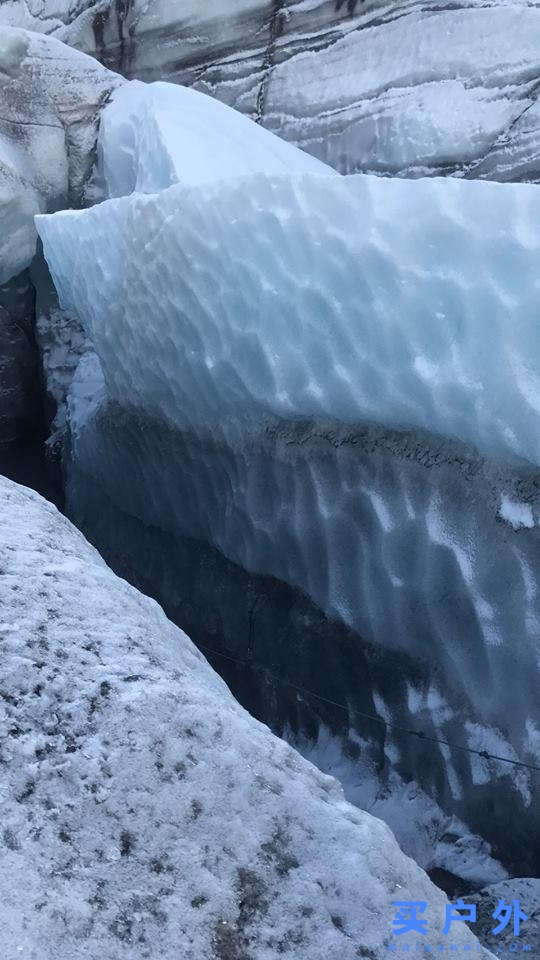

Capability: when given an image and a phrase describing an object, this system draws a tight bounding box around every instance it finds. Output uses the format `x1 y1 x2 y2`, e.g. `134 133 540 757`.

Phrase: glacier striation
2 0 540 180
38 170 540 465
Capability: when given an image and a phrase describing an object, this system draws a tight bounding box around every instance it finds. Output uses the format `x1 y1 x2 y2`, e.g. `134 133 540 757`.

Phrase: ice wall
60 399 539 878
36 79 540 881
38 172 540 465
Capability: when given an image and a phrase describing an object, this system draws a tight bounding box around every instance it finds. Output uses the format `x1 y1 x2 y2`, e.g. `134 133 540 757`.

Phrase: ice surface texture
38 106 540 875
3 0 540 180
0 475 494 960
38 171 540 466
63 400 540 878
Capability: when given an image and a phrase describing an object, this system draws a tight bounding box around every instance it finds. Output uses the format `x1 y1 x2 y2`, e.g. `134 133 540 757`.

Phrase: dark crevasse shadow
61 399 540 883
0 433 63 509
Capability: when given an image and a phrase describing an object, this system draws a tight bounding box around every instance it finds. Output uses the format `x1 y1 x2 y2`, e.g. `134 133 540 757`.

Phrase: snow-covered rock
0 474 493 959
0 27 120 284
3 0 540 180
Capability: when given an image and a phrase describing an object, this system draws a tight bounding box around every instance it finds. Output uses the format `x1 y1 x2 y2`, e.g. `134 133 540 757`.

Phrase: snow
0 474 493 959
0 27 120 283
99 81 336 198
294 724 508 889
499 494 535 530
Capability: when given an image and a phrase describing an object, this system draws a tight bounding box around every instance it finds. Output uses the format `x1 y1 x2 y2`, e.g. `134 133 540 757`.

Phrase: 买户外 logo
388 898 533 953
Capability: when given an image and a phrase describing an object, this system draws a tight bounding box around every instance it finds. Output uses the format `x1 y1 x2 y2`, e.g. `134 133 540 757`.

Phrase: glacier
2 0 540 181
39 171 540 465
0 27 120 285
1 473 496 959
36 78 540 884
0 26 119 455
0 5 536 945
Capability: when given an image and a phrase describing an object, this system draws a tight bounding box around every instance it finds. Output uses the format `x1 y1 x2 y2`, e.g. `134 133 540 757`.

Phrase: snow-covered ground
0 474 493 959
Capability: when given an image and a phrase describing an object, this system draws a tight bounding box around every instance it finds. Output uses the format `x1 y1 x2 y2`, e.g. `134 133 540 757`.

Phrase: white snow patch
499 494 535 530
465 722 532 805
99 80 336 199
